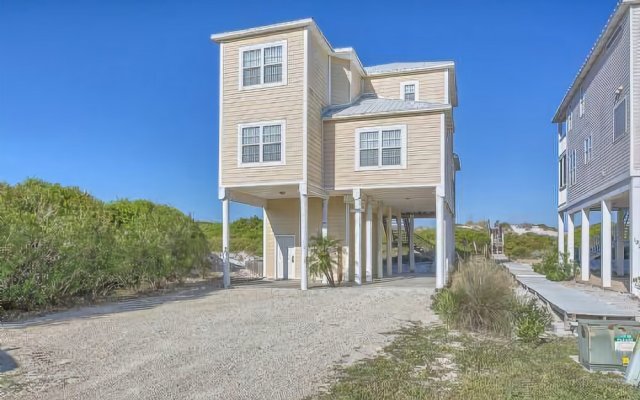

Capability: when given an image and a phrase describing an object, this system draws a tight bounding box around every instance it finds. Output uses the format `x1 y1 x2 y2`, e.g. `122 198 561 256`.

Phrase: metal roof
322 95 449 120
364 61 454 75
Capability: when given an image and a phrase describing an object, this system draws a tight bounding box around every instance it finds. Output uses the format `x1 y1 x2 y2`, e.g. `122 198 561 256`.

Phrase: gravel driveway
0 277 436 400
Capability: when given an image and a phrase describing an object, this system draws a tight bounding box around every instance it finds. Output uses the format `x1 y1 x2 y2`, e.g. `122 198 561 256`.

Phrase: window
568 149 577 185
355 125 407 170
584 135 592 164
567 110 573 132
579 87 586 117
238 121 285 166
559 153 567 189
614 97 627 140
400 81 419 101
239 41 287 88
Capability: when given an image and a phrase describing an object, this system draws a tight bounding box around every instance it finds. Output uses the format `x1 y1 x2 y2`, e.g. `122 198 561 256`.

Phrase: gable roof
552 0 640 122
364 61 454 76
322 94 449 120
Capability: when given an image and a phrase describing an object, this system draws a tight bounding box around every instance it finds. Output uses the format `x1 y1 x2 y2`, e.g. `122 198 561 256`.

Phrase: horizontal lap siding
221 29 304 187
323 113 442 189
307 34 329 189
364 70 446 103
567 14 630 204
633 7 640 172
331 58 351 105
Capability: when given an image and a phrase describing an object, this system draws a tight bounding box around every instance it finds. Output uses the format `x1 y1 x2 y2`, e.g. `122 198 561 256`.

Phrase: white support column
386 207 393 276
449 210 456 269
344 200 351 283
631 178 640 296
222 197 231 289
601 200 612 288
321 198 329 239
300 184 309 291
581 208 590 282
365 198 373 283
396 214 403 274
567 212 575 264
377 202 384 279
616 209 625 277
558 212 565 261
353 189 362 285
409 214 416 273
436 193 445 289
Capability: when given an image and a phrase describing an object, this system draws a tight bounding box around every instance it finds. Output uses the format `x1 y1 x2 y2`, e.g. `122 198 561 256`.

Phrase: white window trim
613 96 628 142
567 110 573 132
584 135 592 164
237 120 286 167
579 87 585 117
569 149 577 186
238 40 288 90
400 81 419 101
354 124 407 171
559 151 567 190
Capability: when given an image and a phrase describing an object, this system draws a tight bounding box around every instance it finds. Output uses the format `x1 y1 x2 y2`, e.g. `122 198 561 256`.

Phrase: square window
240 42 286 88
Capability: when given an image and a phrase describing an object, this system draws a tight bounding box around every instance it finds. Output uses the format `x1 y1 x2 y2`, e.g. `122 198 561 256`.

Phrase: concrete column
300 184 309 291
567 212 575 264
581 208 590 282
616 209 625 277
396 214 403 274
409 214 415 273
321 198 328 238
602 200 612 288
343 200 351 283
222 197 231 289
631 178 640 296
436 194 445 289
353 189 362 285
365 198 373 283
386 207 392 276
558 212 565 261
377 202 384 279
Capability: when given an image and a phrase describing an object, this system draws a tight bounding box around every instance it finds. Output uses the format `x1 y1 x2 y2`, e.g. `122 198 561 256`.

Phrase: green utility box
578 319 640 372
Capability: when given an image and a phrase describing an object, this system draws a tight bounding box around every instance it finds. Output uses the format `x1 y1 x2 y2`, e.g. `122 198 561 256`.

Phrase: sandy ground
0 276 436 400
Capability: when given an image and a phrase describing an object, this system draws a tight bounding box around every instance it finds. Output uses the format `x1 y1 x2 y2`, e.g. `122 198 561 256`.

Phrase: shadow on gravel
0 349 18 373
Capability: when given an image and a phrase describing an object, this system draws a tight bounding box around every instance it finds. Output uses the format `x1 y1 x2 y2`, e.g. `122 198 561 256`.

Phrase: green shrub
533 250 575 281
431 288 460 326
0 179 210 312
512 297 552 343
198 216 263 256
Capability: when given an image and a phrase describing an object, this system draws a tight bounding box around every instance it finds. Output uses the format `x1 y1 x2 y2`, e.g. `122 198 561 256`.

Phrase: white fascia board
211 18 313 42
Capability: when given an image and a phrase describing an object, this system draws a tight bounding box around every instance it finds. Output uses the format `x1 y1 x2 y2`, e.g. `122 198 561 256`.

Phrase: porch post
630 178 640 296
396 214 403 274
436 192 445 289
377 202 384 278
321 198 329 238
365 197 373 282
409 214 415 273
581 208 590 282
343 200 351 283
222 197 231 289
386 207 393 276
300 184 309 290
567 212 575 264
558 212 565 261
616 209 625 277
353 189 362 285
602 200 612 288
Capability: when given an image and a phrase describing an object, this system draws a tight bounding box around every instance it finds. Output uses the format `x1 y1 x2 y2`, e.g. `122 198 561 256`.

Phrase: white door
276 235 295 280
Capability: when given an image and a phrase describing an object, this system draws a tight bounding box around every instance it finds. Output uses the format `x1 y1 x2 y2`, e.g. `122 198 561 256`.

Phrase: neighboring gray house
555 0 640 294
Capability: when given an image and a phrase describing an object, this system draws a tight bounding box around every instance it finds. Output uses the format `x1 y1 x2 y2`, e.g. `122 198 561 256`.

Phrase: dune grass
313 324 640 400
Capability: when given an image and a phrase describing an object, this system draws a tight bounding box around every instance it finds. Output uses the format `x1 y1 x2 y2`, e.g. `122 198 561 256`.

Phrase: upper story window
239 40 288 89
400 81 419 101
567 109 573 132
568 149 577 185
583 135 592 164
614 97 628 141
238 120 285 166
558 122 566 139
355 125 407 170
579 87 586 117
559 152 567 189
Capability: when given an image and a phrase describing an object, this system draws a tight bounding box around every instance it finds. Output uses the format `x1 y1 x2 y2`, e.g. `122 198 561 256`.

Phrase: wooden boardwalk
504 262 637 329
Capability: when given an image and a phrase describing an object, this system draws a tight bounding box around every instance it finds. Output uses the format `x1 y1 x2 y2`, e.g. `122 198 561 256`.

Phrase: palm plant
308 235 340 287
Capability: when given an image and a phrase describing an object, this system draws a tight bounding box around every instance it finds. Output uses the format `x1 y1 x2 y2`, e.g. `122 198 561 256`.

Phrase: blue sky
0 0 618 226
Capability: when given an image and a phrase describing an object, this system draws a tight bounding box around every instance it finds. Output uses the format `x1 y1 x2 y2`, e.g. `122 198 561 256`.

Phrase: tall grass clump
0 179 210 312
432 259 550 341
